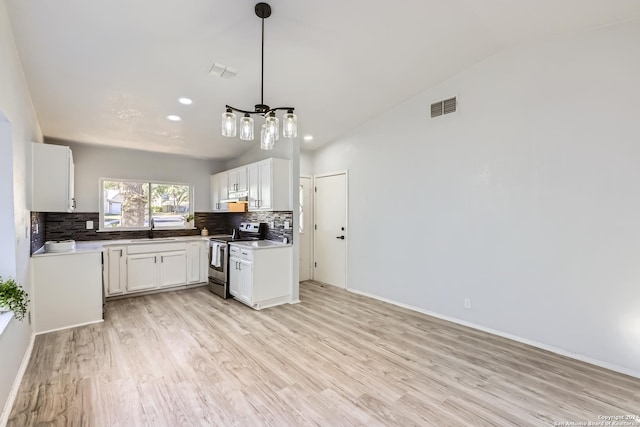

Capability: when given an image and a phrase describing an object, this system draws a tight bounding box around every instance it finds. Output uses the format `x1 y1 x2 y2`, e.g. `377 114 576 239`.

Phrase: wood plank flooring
8 281 640 426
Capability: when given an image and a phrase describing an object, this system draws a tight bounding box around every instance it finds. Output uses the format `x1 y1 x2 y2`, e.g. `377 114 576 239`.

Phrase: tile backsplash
31 211 294 254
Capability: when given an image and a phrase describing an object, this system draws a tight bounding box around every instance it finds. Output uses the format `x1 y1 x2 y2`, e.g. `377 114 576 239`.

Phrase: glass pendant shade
221 109 237 137
265 112 280 141
283 110 297 138
260 124 274 150
239 114 254 141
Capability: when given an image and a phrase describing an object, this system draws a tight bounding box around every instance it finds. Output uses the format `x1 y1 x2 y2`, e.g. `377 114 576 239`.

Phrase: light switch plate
284 221 290 230
86 220 94 230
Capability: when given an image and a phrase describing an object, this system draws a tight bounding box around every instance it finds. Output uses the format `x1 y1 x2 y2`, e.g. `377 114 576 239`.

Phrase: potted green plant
0 277 30 321
184 214 195 228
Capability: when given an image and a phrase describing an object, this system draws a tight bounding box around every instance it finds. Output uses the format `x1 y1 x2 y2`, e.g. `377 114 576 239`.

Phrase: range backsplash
31 211 294 254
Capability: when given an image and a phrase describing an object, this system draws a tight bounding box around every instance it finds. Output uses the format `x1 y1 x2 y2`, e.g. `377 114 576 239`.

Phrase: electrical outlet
34 223 39 234
284 221 290 230
269 222 275 228
86 220 94 230
464 298 472 309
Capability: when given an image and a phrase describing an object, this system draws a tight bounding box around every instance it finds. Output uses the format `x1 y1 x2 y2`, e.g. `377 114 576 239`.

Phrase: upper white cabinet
211 157 290 213
32 143 75 212
228 166 248 194
248 158 291 211
211 171 229 212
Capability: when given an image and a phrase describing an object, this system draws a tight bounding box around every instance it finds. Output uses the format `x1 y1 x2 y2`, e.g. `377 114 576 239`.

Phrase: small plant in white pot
0 277 30 321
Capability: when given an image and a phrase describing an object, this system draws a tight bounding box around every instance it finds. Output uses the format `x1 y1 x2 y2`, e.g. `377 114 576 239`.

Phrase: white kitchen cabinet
104 240 206 298
211 171 229 212
158 251 188 287
199 241 209 282
33 251 103 333
127 253 159 292
32 142 75 212
229 246 252 304
186 241 202 284
228 166 248 194
125 242 187 293
104 246 127 296
228 243 292 310
127 250 186 292
247 158 291 211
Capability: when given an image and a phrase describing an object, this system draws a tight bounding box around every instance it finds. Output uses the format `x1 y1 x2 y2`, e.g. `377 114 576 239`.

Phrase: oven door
208 241 227 283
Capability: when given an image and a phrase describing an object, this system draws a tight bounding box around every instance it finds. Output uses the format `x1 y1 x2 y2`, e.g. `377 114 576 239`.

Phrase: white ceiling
6 0 640 159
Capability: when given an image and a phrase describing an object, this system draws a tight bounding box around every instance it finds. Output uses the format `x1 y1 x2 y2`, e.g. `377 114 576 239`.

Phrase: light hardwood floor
8 281 640 426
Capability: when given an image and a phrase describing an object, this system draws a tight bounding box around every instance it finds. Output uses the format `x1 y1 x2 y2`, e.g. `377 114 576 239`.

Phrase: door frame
313 170 349 289
299 175 314 282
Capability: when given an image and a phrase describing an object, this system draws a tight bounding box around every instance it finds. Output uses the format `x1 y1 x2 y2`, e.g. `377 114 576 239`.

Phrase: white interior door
314 172 347 288
299 176 313 281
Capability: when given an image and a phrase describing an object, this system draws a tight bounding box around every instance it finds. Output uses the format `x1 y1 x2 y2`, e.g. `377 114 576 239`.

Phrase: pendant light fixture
221 2 297 149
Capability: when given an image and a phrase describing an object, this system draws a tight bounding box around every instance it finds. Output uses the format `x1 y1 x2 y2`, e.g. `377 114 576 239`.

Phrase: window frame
98 177 194 232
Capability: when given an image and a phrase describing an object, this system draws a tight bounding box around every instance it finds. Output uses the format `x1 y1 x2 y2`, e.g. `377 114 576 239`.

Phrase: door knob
336 236 345 240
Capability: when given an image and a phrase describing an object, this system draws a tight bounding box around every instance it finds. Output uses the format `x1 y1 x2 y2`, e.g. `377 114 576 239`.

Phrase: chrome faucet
148 217 154 238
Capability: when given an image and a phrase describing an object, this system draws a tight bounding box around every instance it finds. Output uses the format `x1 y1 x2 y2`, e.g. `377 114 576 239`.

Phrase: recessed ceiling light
166 115 182 122
303 135 313 141
178 97 192 105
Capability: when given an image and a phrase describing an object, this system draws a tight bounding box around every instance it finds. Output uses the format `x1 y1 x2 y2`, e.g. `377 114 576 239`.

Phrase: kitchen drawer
229 246 241 257
238 248 253 261
127 242 187 254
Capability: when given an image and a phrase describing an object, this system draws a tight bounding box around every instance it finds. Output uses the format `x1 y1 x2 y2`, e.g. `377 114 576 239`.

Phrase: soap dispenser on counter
201 227 209 236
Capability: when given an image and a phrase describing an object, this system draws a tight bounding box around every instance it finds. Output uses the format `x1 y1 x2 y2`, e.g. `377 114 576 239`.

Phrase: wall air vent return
430 96 457 118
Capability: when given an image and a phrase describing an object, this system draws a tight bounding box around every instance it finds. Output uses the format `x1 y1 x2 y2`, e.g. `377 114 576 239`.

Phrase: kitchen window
99 179 193 231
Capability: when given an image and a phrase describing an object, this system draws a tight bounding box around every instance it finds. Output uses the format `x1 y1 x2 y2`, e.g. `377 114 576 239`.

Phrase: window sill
0 311 14 337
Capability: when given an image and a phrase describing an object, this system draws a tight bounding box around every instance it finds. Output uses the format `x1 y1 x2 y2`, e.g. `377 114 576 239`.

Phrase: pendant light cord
261 15 265 107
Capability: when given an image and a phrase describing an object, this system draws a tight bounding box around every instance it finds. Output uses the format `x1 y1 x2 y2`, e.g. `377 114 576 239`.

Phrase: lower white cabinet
33 252 103 333
126 250 187 292
104 239 207 297
186 241 208 284
104 246 127 295
228 243 292 310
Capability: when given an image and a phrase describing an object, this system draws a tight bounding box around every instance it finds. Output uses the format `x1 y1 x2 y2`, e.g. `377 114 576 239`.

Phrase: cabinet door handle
154 256 157 263
119 249 123 257
238 262 241 271
161 256 164 263
336 236 345 240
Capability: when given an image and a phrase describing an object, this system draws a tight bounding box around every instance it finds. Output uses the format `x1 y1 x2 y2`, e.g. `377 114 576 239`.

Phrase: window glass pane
102 180 149 229
150 183 191 229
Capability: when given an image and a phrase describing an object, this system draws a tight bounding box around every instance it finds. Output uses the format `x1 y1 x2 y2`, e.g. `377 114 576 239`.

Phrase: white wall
47 140 225 212
0 0 43 420
300 151 313 176
312 20 640 377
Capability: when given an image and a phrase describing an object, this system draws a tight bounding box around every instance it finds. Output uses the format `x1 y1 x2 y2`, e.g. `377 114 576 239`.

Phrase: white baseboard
35 319 103 336
347 287 640 380
0 332 35 427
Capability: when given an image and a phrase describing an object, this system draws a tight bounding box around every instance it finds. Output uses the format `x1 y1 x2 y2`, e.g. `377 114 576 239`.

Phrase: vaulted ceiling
6 0 640 159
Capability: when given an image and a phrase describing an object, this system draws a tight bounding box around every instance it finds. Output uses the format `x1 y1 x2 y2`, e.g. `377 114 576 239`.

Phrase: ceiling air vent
430 96 457 118
209 62 237 79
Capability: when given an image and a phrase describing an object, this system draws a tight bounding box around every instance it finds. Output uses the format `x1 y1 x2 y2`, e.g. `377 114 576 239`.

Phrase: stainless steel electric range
207 222 266 298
